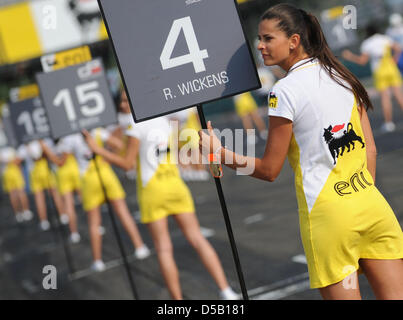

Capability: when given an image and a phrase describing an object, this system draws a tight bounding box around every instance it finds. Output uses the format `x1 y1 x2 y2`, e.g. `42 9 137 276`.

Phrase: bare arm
105 134 125 153
83 130 139 171
342 50 370 66
199 117 293 182
13 157 23 165
39 140 68 167
391 42 402 62
359 106 377 183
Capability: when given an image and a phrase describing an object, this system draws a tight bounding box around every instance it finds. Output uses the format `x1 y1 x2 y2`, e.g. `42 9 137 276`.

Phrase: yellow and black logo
269 92 278 109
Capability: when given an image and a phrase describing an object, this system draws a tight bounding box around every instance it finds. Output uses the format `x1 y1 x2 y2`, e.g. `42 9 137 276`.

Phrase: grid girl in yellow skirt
40 135 82 243
200 4 403 300
343 25 403 133
0 146 33 222
64 129 149 271
83 90 239 300
27 140 66 231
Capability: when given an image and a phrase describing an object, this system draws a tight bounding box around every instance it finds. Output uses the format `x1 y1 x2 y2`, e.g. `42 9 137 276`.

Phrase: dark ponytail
261 4 373 111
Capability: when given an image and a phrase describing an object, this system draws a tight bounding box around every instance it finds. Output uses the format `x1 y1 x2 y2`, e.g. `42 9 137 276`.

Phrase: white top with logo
59 129 111 174
268 58 364 213
125 116 171 187
27 139 59 171
360 34 393 72
0 147 16 164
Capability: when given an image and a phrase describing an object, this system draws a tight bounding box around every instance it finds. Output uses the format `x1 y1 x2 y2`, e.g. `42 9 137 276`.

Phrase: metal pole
196 104 249 300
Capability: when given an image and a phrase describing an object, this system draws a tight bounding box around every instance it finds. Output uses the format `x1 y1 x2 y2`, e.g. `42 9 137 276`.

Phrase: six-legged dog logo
323 122 365 165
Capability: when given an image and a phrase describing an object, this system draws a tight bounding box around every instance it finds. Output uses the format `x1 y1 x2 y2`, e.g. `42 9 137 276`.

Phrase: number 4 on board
160 16 209 73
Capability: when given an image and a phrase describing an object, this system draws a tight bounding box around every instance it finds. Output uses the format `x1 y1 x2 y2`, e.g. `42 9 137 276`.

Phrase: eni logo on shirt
269 92 278 109
334 171 372 196
323 122 365 165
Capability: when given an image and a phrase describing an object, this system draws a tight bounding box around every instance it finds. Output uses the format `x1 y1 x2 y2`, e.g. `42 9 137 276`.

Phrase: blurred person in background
107 98 138 180
64 127 150 271
27 140 67 231
233 91 268 145
83 90 240 300
40 136 82 244
0 146 33 223
386 13 403 74
343 25 403 133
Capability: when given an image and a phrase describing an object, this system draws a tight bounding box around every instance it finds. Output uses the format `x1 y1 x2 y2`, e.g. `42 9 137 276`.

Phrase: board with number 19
9 97 50 144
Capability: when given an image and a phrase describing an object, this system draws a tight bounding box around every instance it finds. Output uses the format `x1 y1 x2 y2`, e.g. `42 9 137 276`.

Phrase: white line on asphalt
200 227 215 238
243 213 264 225
291 254 307 264
247 256 310 299
253 279 311 300
69 257 133 281
170 226 215 239
37 243 58 254
21 279 39 294
3 252 13 263
195 195 208 205
133 211 141 222
247 272 309 297
69 250 156 281
69 267 94 280
70 255 138 280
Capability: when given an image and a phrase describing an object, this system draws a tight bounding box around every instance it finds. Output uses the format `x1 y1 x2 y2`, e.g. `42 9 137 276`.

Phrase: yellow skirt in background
30 158 56 193
234 92 258 117
81 158 125 211
56 154 81 195
3 163 25 192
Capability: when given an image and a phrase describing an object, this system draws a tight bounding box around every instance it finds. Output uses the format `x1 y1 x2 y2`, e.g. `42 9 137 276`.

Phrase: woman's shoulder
362 33 392 48
125 116 171 139
270 73 305 100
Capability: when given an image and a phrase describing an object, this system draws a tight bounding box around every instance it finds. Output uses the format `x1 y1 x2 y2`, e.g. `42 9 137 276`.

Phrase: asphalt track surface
0 90 402 300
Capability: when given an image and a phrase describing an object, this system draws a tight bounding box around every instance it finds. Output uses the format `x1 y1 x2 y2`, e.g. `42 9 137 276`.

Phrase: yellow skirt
56 155 81 195
179 111 201 150
137 161 195 224
30 158 57 193
234 92 258 117
301 185 403 289
81 158 126 211
3 163 25 192
373 58 403 91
